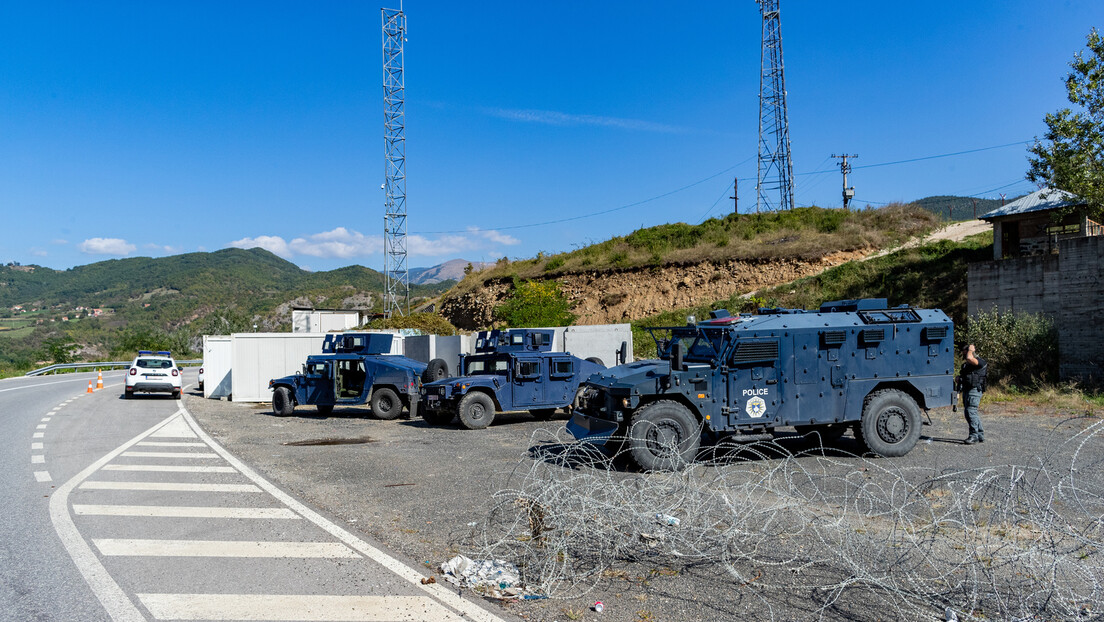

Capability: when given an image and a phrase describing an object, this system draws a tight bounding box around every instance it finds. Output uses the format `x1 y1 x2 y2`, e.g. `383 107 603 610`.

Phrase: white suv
125 351 182 399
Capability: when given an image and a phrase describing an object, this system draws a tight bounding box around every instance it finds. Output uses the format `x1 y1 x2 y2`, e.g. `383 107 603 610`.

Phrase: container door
512 359 545 407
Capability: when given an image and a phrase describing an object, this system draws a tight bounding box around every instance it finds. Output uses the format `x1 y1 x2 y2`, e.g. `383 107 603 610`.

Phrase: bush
959 310 1058 388
367 312 457 336
544 256 565 272
495 279 575 327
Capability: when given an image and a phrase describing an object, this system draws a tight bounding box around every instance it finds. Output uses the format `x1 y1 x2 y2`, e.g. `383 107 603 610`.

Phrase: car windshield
465 356 510 376
136 359 173 369
648 327 724 364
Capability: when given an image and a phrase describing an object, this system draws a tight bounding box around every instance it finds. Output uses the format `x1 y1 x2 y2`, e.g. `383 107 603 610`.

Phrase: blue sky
1 1 1100 272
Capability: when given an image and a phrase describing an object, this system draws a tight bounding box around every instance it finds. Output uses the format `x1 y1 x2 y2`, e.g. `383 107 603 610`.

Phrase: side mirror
618 341 628 365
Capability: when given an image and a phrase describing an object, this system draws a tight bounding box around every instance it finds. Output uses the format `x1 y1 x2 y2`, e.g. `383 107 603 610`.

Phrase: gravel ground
186 389 1102 622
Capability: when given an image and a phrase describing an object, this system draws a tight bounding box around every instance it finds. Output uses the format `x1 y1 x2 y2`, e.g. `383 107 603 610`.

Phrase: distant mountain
409 259 490 285
913 195 1025 221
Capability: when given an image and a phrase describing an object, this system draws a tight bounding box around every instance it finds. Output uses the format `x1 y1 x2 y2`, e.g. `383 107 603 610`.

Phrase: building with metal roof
979 187 1101 259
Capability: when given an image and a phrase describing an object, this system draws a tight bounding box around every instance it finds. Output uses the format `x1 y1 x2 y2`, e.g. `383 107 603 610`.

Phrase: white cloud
31 249 48 257
144 243 182 254
51 238 68 245
483 107 686 134
229 226 520 262
79 237 136 256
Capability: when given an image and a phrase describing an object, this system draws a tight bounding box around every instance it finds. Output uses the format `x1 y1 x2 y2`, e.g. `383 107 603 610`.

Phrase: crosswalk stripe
80 481 262 493
119 451 219 459
136 593 466 621
93 539 359 558
73 505 300 519
101 464 237 473
135 441 207 447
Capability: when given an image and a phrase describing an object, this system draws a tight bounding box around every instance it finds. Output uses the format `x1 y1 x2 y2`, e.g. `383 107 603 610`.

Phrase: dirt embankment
439 250 866 329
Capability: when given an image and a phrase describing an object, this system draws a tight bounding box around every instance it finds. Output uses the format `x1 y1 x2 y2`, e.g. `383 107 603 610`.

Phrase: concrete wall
968 236 1103 381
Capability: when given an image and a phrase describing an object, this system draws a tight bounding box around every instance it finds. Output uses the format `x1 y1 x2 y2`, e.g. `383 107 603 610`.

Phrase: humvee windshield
465 356 510 375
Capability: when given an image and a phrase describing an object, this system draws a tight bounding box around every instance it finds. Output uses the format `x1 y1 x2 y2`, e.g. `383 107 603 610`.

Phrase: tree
1028 29 1104 218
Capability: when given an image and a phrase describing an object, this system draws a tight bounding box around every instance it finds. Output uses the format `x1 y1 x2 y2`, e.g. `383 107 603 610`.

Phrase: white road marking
33 432 44 438
136 593 466 621
180 409 508 622
93 539 359 558
101 464 237 473
36 424 47 429
32 442 43 450
119 451 219 459
32 455 45 464
0 376 108 394
148 418 197 438
135 441 206 447
42 417 51 422
73 505 301 519
80 481 262 493
34 471 52 482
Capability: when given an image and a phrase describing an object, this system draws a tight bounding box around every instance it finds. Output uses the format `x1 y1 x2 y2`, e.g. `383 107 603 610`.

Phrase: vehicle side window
492 360 509 374
551 359 573 377
518 361 540 377
467 360 486 374
511 334 524 346
306 363 328 377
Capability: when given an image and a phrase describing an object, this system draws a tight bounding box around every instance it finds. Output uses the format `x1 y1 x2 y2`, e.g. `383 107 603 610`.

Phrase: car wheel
422 408 455 426
272 387 294 417
422 358 449 383
457 392 495 430
627 400 701 471
123 389 132 399
198 381 204 391
585 357 605 367
316 404 334 416
370 387 402 420
530 408 557 421
855 389 921 457
172 389 181 400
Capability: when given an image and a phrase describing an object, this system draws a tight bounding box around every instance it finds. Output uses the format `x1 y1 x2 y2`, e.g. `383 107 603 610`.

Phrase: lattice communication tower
382 7 408 316
756 0 795 212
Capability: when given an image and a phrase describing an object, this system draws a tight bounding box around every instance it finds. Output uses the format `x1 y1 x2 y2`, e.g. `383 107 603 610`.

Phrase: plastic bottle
593 601 604 613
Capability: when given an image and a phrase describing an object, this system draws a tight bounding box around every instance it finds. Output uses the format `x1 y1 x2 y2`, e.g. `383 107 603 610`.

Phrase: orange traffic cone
87 380 94 393
96 371 104 390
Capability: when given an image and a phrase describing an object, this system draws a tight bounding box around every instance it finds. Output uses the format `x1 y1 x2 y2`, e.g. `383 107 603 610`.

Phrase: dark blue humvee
568 299 955 470
419 328 616 429
268 332 448 419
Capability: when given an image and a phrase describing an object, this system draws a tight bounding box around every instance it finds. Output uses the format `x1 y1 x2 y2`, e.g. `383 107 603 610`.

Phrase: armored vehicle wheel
627 400 701 471
794 423 848 443
272 387 294 416
316 404 334 416
855 389 921 457
530 408 557 420
421 408 454 426
458 392 495 430
370 387 402 420
585 357 604 367
422 358 449 383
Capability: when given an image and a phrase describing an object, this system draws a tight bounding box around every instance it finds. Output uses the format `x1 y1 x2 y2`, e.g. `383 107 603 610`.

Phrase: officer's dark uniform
959 356 987 444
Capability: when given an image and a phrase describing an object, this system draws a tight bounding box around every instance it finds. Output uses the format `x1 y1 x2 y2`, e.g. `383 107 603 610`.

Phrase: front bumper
566 412 620 445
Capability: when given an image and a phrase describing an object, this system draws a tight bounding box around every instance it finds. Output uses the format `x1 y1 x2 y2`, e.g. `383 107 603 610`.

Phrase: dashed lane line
34 471 52 482
79 481 263 493
136 594 467 622
92 539 359 558
72 505 301 519
33 432 44 438
32 442 43 450
32 455 45 464
101 464 237 473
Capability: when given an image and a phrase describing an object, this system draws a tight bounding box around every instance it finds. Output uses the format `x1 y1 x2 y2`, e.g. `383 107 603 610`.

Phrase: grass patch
0 326 35 339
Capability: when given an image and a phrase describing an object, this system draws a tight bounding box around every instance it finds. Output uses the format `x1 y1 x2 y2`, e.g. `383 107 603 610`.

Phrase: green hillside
0 249 452 376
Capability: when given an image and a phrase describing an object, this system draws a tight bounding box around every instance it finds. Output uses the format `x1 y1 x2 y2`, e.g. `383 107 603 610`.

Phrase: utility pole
729 178 739 215
756 0 795 213
831 154 857 209
382 6 409 317
999 193 1006 207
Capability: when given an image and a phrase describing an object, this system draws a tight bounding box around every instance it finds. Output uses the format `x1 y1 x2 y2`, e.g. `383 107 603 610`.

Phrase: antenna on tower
756 0 795 213
382 6 409 317
832 153 858 209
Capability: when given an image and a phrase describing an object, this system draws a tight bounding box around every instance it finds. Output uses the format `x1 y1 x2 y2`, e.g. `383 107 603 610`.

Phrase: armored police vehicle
269 332 449 419
420 328 616 430
567 299 955 470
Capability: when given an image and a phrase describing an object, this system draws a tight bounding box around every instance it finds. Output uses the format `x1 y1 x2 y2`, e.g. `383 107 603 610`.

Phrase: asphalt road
2 371 512 622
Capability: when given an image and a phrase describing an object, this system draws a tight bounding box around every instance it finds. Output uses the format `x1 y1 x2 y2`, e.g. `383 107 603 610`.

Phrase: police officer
958 344 987 444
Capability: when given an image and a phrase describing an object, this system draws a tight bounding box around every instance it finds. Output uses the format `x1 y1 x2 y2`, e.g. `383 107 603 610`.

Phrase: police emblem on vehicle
746 396 767 418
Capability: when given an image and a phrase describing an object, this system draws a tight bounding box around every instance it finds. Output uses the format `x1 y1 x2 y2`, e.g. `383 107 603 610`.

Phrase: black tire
272 387 294 416
172 389 181 400
627 400 701 471
855 389 922 457
370 387 402 420
458 392 495 430
123 389 132 400
530 408 557 421
422 358 449 383
422 408 455 426
316 404 334 416
585 357 605 367
198 381 204 391
794 423 848 443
